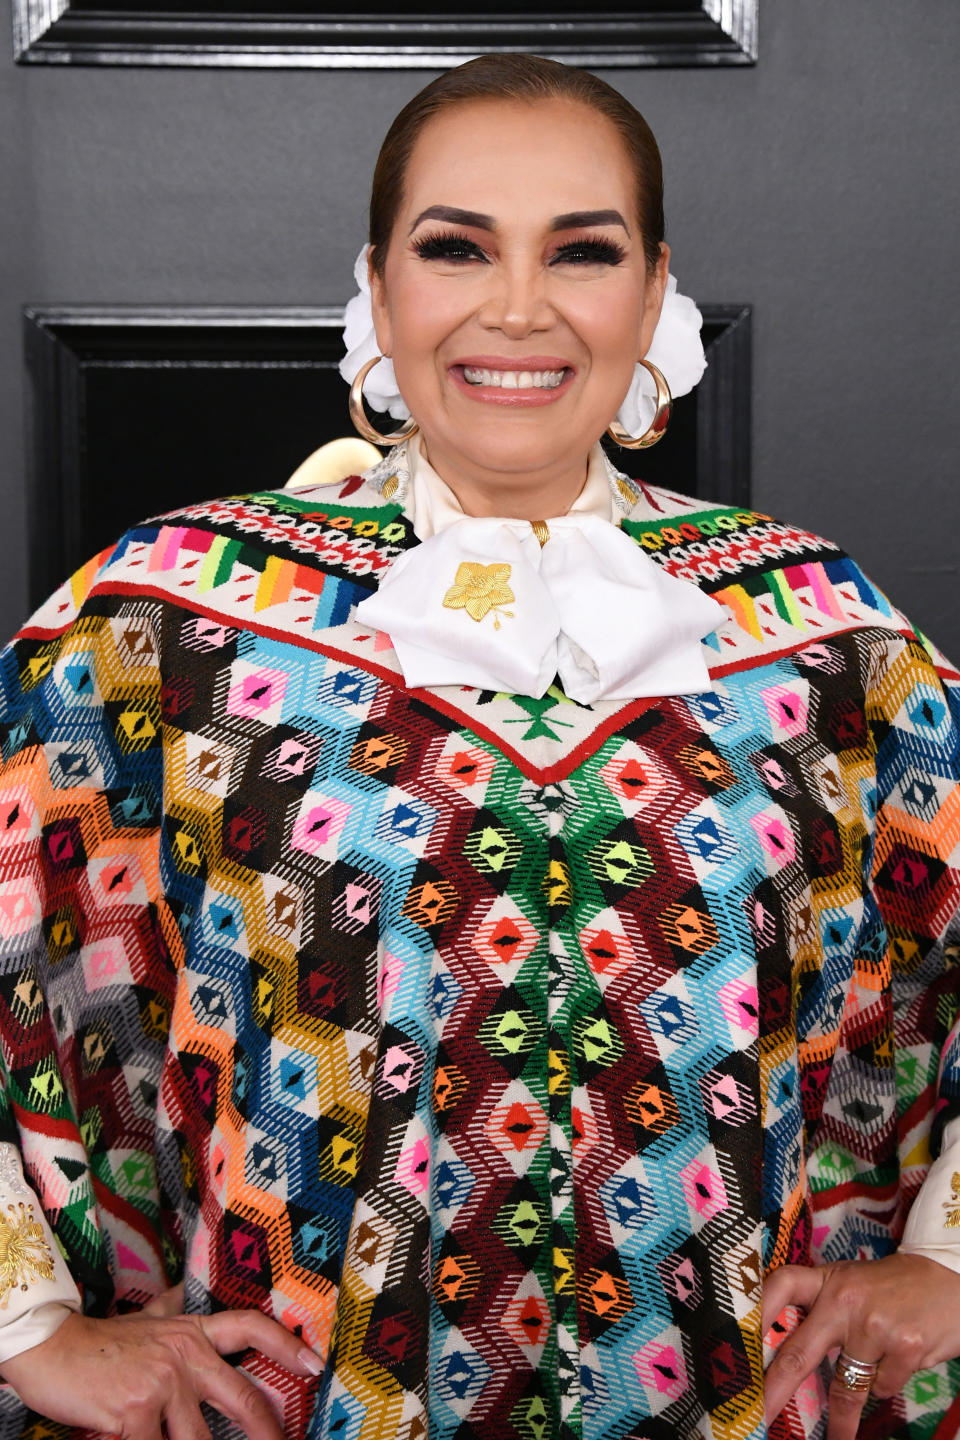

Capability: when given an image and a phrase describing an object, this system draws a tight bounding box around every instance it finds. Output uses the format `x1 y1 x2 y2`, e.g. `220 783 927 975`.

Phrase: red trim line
933 1388 960 1439
898 1085 937 1145
809 1178 901 1210
17 620 81 642
706 623 921 678
24 578 951 785
56 579 662 782
11 1103 86 1142
91 1172 166 1261
312 630 661 784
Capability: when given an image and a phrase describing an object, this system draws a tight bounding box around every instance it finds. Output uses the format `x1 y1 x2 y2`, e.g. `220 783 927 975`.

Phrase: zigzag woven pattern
0 475 958 1439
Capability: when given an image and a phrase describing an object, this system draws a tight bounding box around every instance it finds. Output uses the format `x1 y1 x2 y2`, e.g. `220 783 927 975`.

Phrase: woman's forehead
401 97 636 215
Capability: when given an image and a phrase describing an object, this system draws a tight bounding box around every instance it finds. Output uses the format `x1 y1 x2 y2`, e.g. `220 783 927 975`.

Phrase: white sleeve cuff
899 1114 960 1273
0 1143 82 1363
0 1300 76 1365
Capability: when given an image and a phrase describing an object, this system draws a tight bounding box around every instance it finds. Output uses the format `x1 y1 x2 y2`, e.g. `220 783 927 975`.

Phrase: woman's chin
423 397 599 471
429 422 588 477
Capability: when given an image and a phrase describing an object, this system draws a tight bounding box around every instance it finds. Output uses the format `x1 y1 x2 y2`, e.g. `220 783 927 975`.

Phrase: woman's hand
764 1253 960 1438
0 1303 322 1440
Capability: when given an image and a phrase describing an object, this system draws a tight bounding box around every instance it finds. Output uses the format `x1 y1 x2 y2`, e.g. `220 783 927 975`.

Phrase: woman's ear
638 241 671 360
368 248 394 360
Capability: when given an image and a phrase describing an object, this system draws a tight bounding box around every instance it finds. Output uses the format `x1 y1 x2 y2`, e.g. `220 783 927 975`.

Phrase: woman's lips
448 361 576 407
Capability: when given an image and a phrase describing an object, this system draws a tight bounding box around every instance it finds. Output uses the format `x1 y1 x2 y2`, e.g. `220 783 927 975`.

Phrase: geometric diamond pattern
0 474 958 1440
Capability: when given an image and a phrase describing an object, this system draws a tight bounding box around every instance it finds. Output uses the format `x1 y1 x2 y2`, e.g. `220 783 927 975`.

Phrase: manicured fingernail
298 1345 323 1376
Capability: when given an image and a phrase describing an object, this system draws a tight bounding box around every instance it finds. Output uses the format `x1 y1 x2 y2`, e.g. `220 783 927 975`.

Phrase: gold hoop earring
348 355 419 447
605 360 672 449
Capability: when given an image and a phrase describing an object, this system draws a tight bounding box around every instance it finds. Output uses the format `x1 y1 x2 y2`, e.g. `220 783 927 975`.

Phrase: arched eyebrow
551 210 630 234
408 205 494 234
408 205 630 235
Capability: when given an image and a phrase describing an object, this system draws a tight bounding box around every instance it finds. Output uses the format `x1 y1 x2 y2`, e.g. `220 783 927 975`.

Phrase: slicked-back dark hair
368 53 665 276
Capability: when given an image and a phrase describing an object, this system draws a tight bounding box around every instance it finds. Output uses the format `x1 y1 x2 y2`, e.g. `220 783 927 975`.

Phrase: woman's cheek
394 286 466 357
568 286 644 346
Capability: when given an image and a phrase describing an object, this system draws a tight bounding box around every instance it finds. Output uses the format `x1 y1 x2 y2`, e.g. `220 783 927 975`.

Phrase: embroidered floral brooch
0 1202 56 1307
442 563 515 630
944 1172 960 1228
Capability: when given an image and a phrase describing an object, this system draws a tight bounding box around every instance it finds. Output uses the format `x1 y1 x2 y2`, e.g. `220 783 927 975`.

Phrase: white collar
402 431 618 540
354 440 727 705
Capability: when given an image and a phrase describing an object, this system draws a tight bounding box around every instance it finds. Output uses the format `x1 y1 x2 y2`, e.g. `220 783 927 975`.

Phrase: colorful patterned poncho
0 465 958 1440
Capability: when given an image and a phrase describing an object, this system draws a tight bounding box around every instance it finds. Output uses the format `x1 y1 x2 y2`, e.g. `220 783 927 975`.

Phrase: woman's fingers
177 1342 284 1440
168 1311 325 1440
764 1268 852 1423
0 1303 322 1440
141 1280 186 1318
199 1308 323 1378
764 1256 960 1433
824 1338 883 1440
114 1420 165 1440
762 1263 824 1335
824 1376 874 1440
0 1306 318 1438
764 1314 836 1422
872 1349 922 1401
159 1385 212 1440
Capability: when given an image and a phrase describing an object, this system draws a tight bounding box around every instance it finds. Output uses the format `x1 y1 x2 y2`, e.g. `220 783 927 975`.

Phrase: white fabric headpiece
339 244 707 435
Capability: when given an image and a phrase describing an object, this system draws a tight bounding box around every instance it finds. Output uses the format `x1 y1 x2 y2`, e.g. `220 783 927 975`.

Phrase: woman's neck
417 433 590 520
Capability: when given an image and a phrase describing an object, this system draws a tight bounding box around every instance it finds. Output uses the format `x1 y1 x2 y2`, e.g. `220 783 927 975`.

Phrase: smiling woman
0 50 959 1440
363 83 670 520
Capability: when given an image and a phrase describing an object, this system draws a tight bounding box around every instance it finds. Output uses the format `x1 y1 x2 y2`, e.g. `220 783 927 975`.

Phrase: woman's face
369 97 669 487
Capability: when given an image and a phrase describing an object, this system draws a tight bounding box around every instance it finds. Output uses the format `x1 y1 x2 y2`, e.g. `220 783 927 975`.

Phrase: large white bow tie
355 514 727 704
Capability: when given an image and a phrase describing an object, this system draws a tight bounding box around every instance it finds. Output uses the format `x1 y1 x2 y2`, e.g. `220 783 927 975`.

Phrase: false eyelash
412 231 627 267
553 237 626 266
413 230 485 262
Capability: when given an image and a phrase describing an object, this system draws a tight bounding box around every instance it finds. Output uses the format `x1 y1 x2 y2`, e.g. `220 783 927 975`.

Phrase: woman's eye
411 232 624 266
552 239 626 266
413 231 486 263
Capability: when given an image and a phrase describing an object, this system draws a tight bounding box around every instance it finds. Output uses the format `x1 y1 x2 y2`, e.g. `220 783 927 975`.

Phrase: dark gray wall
2 2 958 653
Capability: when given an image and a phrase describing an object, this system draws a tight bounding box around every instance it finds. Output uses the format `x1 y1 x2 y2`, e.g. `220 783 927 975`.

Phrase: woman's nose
476 259 554 338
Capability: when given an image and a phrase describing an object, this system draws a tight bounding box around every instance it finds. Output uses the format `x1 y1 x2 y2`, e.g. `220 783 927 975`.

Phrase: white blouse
401 430 618 539
0 1144 81 1365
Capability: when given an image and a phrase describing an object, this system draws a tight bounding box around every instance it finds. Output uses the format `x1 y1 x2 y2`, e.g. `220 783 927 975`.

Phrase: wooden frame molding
13 1 758 69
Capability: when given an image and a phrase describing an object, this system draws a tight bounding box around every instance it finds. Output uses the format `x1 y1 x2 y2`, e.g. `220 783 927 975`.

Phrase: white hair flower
339 246 411 422
618 274 707 434
339 244 706 431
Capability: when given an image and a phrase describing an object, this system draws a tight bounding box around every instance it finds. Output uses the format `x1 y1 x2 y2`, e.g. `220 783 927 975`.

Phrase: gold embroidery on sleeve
944 1172 960 1229
442 563 515 630
0 1201 57 1307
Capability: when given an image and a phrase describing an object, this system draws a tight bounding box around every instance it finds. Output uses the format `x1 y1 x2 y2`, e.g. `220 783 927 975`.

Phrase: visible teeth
462 366 567 389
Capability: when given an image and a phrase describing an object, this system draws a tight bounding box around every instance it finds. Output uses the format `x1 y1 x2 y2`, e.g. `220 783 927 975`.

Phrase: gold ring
834 1351 879 1392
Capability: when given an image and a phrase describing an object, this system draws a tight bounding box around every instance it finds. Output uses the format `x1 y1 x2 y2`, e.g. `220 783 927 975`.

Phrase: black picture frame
13 1 757 69
23 302 751 608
